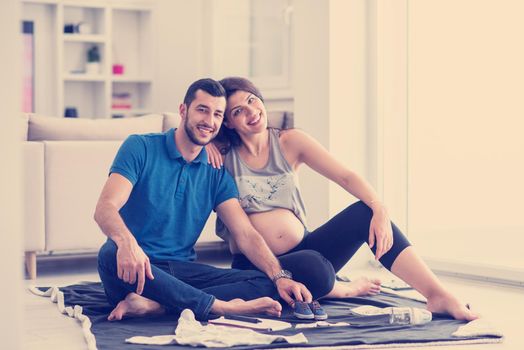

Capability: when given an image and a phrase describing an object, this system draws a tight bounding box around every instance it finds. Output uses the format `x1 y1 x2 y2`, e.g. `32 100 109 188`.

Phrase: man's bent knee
98 239 118 271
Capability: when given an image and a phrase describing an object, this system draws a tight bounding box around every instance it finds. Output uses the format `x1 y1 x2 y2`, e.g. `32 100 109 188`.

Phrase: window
203 0 293 91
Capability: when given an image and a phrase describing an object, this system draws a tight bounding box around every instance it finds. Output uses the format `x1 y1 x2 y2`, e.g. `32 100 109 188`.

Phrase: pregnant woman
207 77 478 321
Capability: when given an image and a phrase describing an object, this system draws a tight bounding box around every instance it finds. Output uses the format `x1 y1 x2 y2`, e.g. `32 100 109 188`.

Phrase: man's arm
216 198 312 305
94 173 153 294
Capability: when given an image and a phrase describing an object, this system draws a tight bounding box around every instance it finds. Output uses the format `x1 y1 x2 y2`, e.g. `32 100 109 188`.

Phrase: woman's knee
307 251 336 296
332 201 373 235
283 250 336 298
301 250 334 274
346 200 373 218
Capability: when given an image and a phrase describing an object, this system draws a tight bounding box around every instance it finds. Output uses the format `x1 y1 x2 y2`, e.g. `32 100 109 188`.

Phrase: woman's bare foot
426 291 479 321
108 293 165 321
325 277 382 298
212 297 282 317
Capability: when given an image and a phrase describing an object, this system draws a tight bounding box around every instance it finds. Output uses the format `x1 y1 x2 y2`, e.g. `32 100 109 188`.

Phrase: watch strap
272 269 293 283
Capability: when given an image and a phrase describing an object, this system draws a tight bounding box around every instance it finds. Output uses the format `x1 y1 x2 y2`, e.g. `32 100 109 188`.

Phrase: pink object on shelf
111 104 132 109
112 64 124 75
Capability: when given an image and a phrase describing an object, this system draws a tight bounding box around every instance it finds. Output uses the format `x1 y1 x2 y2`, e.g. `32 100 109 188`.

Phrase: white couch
22 111 291 279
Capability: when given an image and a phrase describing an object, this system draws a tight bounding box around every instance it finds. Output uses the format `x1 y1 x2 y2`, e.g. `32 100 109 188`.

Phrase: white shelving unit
22 0 153 118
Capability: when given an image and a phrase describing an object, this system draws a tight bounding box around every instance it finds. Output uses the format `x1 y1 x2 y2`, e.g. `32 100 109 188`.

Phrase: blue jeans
97 240 278 320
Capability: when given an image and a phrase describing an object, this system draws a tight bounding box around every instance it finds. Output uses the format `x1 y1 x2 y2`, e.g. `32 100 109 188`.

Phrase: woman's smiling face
225 90 268 135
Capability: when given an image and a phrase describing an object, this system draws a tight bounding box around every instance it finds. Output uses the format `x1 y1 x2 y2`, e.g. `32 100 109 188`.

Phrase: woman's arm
280 129 393 259
280 129 378 204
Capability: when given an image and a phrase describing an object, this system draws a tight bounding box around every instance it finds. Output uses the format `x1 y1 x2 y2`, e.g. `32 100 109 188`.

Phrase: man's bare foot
426 291 479 321
108 293 165 321
325 277 382 298
212 297 282 317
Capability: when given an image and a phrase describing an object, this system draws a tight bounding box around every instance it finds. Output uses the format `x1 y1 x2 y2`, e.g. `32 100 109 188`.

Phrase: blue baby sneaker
293 301 314 319
309 300 328 320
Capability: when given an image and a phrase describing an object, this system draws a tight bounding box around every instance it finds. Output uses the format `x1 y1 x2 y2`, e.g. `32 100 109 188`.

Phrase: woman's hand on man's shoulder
205 142 225 169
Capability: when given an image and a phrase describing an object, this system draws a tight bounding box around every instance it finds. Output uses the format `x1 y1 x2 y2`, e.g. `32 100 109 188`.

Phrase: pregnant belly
229 208 305 255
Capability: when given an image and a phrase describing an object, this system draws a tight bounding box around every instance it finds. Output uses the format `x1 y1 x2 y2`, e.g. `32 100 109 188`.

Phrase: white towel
452 319 503 338
126 309 308 347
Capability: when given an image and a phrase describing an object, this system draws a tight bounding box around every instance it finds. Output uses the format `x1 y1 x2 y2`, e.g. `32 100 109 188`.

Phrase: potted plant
86 46 101 75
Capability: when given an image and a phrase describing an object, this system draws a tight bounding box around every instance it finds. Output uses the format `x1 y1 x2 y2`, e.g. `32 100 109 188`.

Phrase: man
95 78 311 321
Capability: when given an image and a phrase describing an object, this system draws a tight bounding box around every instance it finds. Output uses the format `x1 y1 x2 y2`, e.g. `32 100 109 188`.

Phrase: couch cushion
44 141 122 251
162 112 180 131
28 114 164 141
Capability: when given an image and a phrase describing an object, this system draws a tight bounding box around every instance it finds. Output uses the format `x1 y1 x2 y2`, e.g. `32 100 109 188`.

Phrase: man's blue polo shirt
109 128 238 262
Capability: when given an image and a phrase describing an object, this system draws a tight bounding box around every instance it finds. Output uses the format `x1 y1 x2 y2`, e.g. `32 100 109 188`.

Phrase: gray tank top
216 128 308 241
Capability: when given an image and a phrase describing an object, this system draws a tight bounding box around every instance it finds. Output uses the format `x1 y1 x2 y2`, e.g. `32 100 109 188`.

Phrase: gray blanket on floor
36 282 502 349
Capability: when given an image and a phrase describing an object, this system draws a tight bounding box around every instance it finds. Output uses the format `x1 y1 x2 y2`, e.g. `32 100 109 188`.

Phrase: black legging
232 201 411 300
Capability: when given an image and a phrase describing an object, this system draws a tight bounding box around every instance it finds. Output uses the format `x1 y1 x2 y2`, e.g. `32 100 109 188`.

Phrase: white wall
152 0 205 113
293 0 330 230
0 0 23 347
372 0 409 231
407 0 524 274
294 2 378 273
325 0 376 266
376 0 524 281
329 0 369 214
151 0 293 114
331 0 524 278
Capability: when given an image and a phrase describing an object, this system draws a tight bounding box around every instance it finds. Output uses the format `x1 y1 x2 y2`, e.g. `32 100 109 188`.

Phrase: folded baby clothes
126 309 307 347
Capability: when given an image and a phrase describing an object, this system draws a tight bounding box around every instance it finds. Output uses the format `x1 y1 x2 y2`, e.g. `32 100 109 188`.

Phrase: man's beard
184 116 215 146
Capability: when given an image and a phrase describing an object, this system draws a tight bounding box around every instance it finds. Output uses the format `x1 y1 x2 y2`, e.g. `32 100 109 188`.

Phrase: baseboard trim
423 257 524 288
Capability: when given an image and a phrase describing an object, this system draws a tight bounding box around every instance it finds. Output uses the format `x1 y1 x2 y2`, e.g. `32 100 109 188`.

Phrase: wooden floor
23 251 524 350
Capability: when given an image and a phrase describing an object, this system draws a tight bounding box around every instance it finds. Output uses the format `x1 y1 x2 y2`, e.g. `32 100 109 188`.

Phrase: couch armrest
44 141 122 251
23 142 45 252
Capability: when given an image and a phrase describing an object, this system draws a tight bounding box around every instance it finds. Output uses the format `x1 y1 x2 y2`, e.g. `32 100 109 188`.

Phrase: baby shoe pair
293 300 328 320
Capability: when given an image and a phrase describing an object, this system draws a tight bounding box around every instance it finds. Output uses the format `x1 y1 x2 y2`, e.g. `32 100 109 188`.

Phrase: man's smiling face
181 89 226 146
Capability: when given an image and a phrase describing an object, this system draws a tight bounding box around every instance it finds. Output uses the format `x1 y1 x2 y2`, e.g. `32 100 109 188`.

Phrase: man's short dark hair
183 78 226 107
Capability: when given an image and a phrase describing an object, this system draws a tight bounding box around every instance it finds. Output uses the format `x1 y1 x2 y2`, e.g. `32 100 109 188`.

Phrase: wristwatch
272 269 293 283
